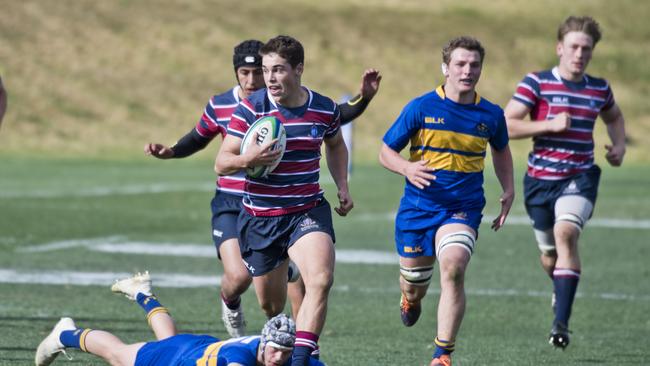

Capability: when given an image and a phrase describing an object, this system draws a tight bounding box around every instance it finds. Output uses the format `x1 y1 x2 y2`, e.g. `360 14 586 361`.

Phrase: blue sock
136 293 169 324
553 268 580 326
432 337 455 359
60 329 92 352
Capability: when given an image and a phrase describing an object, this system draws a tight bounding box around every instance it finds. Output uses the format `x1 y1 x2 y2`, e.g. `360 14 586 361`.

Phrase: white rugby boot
221 299 246 338
34 317 76 366
111 271 152 300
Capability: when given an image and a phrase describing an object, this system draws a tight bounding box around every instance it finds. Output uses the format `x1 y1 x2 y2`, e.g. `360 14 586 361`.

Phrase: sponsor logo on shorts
563 180 580 194
451 211 468 221
242 259 255 274
300 217 319 231
404 245 424 253
213 230 223 238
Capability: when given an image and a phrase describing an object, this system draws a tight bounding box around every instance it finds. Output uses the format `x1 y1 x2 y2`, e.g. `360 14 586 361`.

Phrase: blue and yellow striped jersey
383 86 508 211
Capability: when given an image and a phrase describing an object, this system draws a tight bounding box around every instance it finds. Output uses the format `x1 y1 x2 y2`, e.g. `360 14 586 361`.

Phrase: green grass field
1 157 649 365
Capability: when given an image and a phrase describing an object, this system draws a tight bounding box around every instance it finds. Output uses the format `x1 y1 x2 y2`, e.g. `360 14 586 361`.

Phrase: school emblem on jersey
563 180 580 194
476 123 490 136
425 116 445 124
300 217 319 231
310 124 319 138
451 211 468 221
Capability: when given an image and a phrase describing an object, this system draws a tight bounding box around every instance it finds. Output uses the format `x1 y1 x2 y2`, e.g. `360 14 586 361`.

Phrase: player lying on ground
35 272 324 366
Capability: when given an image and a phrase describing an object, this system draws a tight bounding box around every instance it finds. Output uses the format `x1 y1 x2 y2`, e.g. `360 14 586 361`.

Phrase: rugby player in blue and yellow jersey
35 272 325 366
379 36 514 366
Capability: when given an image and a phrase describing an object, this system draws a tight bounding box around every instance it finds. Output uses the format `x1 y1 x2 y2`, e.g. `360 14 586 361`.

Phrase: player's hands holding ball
242 132 282 168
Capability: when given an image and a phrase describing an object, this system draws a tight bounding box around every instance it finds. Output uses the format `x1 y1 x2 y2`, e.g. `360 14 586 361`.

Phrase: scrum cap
261 314 296 350
233 40 263 71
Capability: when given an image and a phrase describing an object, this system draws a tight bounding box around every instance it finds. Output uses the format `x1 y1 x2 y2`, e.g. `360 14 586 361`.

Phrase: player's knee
556 213 585 231
259 299 283 318
400 265 434 287
534 228 556 255
304 270 334 292
440 261 466 285
436 231 475 259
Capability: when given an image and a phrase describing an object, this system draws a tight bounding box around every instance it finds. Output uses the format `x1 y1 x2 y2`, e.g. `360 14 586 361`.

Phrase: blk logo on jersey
213 230 223 238
425 116 445 124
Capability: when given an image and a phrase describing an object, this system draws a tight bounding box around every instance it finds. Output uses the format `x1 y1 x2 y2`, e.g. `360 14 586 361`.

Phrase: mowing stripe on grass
0 268 647 302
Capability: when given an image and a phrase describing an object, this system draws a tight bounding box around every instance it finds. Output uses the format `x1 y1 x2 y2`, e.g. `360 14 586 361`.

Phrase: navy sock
432 337 455 359
292 331 318 366
60 329 92 352
221 292 241 310
553 268 580 326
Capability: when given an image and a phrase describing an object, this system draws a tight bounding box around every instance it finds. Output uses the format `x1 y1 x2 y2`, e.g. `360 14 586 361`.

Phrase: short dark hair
442 36 485 65
557 16 602 46
260 35 304 68
233 40 264 71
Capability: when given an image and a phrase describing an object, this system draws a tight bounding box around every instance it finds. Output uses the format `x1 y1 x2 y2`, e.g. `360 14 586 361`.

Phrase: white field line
0 268 647 302
19 239 398 264
12 239 650 302
353 212 650 230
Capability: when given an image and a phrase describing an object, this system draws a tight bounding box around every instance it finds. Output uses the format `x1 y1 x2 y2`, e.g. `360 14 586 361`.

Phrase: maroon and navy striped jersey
228 87 341 216
512 67 615 180
196 86 246 196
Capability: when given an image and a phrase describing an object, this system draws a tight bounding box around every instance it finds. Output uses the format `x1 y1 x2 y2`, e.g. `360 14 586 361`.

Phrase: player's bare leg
432 223 475 363
35 317 143 366
219 238 252 336
252 259 290 318
398 255 435 326
288 277 305 318
549 221 581 348
288 232 335 365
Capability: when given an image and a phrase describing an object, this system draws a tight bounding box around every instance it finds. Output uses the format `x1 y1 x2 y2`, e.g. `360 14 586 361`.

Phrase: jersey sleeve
196 97 226 138
511 73 540 109
601 83 616 112
382 98 422 152
489 112 509 151
228 101 255 139
324 101 341 138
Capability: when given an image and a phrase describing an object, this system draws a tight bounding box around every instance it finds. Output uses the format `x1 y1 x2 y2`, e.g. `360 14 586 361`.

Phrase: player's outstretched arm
339 68 382 124
504 100 570 139
379 143 436 189
324 130 353 216
490 145 515 231
601 103 626 167
145 129 212 159
0 75 7 129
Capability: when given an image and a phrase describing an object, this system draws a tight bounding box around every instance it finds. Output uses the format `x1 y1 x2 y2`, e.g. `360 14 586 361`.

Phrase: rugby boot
111 271 152 300
549 321 571 349
430 354 452 366
222 299 247 337
400 294 421 327
35 317 76 366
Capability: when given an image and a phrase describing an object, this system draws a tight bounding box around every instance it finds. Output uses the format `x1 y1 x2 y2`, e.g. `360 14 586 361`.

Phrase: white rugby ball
240 116 286 178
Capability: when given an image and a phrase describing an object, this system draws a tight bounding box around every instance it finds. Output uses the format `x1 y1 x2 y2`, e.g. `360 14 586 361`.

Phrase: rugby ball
240 116 286 178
